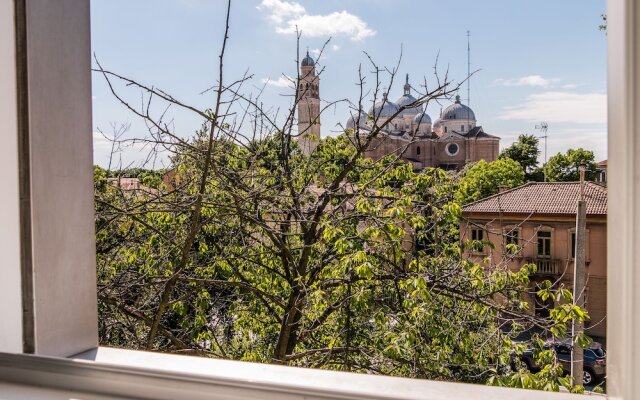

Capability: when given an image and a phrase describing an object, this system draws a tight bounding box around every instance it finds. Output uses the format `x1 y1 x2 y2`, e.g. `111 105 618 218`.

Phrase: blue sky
91 0 607 168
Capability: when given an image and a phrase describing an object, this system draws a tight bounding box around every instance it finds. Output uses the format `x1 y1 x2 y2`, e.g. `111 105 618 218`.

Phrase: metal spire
467 30 471 108
466 30 471 123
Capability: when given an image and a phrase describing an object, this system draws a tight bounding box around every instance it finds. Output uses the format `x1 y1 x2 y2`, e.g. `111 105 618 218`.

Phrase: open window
2 0 638 399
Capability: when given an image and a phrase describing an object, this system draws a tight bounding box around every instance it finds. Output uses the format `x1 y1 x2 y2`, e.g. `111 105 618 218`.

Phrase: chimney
498 185 508 193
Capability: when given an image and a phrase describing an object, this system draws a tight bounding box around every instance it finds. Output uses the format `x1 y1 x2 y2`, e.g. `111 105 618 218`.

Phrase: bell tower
297 50 321 155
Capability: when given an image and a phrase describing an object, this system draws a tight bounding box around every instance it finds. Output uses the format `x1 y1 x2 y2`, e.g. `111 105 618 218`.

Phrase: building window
506 229 519 246
504 228 521 255
472 228 484 241
471 228 485 253
569 229 589 260
461 125 465 131
537 230 552 258
445 143 459 156
416 146 421 155
444 126 448 133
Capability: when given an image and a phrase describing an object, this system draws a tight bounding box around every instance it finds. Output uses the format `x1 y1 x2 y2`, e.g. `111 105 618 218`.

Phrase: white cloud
257 0 304 24
258 0 375 41
93 131 112 151
497 91 607 124
261 75 295 88
331 44 340 51
495 75 557 87
561 83 584 89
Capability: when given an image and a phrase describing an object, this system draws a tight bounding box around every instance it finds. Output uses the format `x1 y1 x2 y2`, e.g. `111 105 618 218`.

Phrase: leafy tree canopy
455 158 525 205
499 134 541 180
544 148 598 182
95 132 588 391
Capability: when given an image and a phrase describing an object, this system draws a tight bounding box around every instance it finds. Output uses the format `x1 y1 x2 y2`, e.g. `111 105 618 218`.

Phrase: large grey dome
368 95 400 118
413 111 432 125
396 93 422 116
441 95 475 121
346 112 368 129
301 51 315 67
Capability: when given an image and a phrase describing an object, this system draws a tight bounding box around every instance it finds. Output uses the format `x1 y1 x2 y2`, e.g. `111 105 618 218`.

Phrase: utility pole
571 164 587 386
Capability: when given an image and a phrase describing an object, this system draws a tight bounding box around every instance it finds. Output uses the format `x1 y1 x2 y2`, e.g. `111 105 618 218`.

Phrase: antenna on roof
536 122 549 181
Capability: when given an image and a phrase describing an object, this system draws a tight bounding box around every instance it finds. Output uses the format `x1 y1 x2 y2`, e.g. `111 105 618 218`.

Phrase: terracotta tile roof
462 182 607 215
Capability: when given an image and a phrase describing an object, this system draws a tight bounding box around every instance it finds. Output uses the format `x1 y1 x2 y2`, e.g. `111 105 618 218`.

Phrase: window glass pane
537 231 551 257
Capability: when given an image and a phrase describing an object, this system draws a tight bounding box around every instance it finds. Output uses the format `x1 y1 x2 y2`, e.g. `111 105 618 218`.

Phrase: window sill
0 347 590 400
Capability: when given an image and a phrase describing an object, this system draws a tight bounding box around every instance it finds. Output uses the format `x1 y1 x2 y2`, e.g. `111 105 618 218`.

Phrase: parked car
517 341 606 385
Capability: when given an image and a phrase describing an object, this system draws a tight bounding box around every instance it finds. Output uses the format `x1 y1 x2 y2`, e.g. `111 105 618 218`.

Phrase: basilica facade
297 53 500 170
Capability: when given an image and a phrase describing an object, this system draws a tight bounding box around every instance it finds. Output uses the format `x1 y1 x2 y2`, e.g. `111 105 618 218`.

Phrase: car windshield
589 348 605 357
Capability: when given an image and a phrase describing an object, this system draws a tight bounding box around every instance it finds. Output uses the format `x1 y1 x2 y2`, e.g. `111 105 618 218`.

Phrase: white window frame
536 227 554 259
470 226 488 255
503 225 522 257
504 226 521 245
0 0 637 399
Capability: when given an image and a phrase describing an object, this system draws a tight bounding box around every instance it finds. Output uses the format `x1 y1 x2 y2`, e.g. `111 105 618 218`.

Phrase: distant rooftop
462 182 607 215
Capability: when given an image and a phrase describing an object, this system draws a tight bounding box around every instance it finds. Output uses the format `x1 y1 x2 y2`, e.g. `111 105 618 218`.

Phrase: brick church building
296 52 500 170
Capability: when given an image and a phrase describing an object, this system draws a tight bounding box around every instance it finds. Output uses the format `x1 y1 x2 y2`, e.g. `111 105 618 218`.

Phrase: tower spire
404 73 410 95
466 30 471 108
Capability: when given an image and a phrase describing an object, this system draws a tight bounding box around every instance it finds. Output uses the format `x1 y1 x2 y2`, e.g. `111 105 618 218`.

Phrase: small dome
413 111 432 125
301 51 315 67
346 112 368 129
433 119 442 128
396 93 422 116
441 95 476 121
368 94 400 118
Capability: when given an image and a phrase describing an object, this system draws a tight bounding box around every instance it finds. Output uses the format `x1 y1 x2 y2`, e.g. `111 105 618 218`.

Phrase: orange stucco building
460 182 608 338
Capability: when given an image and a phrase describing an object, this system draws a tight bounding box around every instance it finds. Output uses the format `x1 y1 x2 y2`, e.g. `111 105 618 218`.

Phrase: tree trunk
273 289 303 363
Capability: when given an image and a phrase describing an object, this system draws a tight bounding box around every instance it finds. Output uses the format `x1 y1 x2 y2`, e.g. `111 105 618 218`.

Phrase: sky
91 0 607 168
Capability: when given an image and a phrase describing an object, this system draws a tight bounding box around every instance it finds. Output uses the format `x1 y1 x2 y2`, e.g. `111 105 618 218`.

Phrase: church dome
413 111 432 125
396 93 422 116
368 95 400 118
396 74 422 116
301 51 315 67
346 112 368 129
441 95 476 121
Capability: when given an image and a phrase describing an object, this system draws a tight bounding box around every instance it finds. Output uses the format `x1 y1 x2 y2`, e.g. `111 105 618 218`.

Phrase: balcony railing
524 257 560 275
